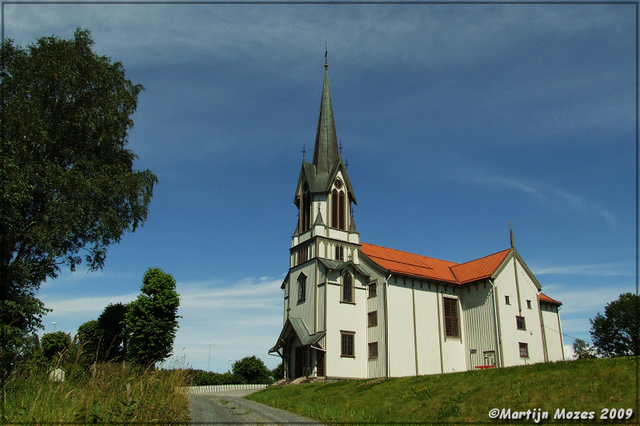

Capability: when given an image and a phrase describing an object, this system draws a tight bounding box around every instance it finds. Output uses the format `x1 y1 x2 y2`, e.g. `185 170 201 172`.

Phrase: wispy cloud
464 174 616 227
532 262 633 277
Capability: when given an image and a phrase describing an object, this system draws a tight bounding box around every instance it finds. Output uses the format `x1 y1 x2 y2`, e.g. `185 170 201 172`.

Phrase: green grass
3 360 190 424
246 357 638 424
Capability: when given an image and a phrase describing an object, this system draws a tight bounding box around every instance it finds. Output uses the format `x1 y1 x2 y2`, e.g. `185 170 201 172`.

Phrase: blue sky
6 2 636 372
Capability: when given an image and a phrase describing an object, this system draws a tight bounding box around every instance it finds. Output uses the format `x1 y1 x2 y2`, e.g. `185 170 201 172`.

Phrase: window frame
297 274 307 302
443 297 460 338
368 342 378 359
342 272 354 303
526 300 532 309
505 295 511 305
368 311 378 327
516 315 526 330
341 331 355 357
519 342 529 358
368 282 377 298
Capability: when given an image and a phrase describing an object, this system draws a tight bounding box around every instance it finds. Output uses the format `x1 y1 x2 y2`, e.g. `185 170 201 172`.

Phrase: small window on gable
368 282 377 298
527 300 532 309
368 311 378 327
516 316 526 330
342 272 353 303
519 342 529 358
505 296 511 305
298 274 306 302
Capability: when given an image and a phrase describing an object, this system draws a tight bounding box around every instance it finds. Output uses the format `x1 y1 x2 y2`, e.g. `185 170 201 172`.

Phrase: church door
317 351 324 377
295 347 304 378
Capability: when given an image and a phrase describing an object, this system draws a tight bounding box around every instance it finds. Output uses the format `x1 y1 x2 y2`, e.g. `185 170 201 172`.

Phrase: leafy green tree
271 361 284 381
125 268 180 367
572 338 596 360
0 28 157 373
41 331 73 362
589 292 640 357
77 320 104 362
232 356 273 384
97 302 128 361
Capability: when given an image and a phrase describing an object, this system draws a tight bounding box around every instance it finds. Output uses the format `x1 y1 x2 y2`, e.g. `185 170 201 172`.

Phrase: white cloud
39 276 286 372
532 263 633 277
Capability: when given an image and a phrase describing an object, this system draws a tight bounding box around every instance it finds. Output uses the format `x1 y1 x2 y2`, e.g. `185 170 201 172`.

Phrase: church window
516 316 526 330
519 342 529 358
298 274 306 302
341 332 354 357
298 246 308 265
443 298 460 338
368 311 378 327
338 190 345 230
335 245 344 261
342 272 353 303
368 342 378 358
302 187 312 232
368 282 377 298
505 296 511 305
331 189 338 228
527 300 532 309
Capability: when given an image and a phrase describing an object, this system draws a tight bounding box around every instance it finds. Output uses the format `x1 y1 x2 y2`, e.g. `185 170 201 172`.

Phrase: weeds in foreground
3 357 190 424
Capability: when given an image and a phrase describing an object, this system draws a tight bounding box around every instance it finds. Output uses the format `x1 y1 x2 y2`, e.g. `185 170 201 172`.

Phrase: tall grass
247 356 637 424
3 355 190 424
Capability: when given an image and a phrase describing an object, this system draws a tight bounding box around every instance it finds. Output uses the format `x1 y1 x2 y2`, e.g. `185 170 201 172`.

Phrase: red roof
539 293 562 305
361 242 510 285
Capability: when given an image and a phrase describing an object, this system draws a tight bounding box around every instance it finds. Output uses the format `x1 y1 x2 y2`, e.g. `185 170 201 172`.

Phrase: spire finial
509 221 515 248
339 140 343 158
324 41 328 70
302 144 306 161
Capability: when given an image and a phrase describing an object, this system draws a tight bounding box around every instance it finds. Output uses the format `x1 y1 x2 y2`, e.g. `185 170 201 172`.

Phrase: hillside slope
246 357 637 423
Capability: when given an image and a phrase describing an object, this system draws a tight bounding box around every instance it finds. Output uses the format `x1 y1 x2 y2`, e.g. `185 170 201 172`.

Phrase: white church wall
440 291 467 374
494 258 546 367
460 281 498 370
324 279 368 379
541 303 565 362
366 276 387 378
386 277 417 377
414 284 444 376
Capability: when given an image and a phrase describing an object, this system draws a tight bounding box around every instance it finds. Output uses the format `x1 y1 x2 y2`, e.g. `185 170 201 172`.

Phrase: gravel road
189 388 322 425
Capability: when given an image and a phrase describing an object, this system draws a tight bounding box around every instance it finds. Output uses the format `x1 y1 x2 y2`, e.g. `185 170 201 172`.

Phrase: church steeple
312 63 339 174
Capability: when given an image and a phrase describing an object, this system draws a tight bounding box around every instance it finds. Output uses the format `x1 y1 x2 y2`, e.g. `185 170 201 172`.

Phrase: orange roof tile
450 249 511 284
360 243 511 286
360 243 459 283
539 293 562 305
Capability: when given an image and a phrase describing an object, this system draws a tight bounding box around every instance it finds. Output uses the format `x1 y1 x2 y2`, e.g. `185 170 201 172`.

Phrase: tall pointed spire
509 221 515 248
312 46 339 174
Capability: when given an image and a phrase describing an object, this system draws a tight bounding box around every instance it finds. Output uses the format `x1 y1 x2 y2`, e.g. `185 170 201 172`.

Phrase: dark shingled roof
312 68 339 175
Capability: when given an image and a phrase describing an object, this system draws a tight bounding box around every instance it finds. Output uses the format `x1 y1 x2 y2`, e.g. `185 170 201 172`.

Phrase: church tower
270 59 370 381
291 61 360 268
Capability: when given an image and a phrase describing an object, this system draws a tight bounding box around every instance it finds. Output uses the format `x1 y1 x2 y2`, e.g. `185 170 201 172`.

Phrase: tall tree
589 293 640 357
97 302 128 361
232 356 273 384
0 28 157 372
77 319 104 362
125 268 180 367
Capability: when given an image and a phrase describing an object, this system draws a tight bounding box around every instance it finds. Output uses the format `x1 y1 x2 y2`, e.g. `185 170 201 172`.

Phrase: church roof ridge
361 242 515 286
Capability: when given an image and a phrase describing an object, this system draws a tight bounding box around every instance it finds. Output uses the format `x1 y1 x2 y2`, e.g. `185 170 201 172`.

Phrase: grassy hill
246 357 637 423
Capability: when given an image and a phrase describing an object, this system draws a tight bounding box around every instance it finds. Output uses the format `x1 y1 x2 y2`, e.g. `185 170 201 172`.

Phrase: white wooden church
269 62 565 381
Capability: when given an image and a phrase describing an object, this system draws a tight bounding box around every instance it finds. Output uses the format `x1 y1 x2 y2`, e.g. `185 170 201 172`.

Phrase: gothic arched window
331 189 338 228
338 191 345 230
342 272 353 303
302 185 312 232
298 273 307 302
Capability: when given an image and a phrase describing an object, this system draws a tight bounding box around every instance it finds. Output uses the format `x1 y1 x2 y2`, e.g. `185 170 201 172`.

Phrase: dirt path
189 388 322 425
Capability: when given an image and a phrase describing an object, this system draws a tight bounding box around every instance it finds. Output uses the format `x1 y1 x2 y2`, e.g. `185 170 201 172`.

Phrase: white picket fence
187 383 268 394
